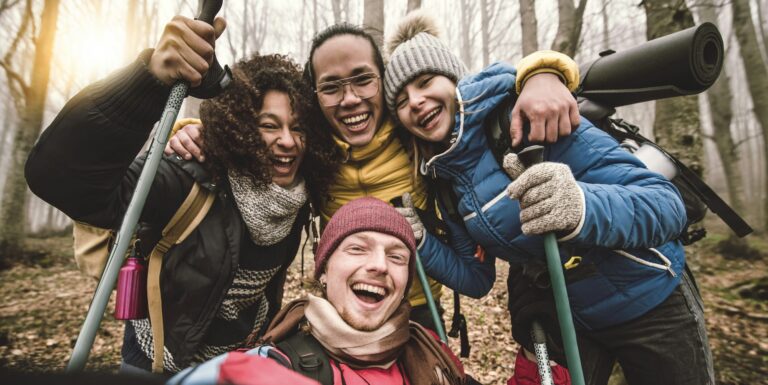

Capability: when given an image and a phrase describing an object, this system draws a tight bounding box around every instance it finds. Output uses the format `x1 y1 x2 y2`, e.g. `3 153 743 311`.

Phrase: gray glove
504 153 584 236
394 192 424 243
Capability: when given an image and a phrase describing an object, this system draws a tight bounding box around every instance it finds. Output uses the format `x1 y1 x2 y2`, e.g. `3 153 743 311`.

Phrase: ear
318 273 327 285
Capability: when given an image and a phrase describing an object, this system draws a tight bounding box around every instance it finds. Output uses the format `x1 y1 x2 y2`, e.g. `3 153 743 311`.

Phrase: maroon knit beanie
314 197 417 289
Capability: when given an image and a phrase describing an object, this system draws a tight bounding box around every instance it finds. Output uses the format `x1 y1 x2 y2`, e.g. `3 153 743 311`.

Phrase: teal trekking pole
390 195 447 343
415 252 447 342
66 0 230 372
517 145 585 385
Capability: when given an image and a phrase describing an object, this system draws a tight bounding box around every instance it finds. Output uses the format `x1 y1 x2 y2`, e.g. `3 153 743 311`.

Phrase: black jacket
25 55 307 368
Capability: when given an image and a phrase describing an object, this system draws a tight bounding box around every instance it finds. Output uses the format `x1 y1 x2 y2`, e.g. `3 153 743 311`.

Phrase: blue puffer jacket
417 62 688 330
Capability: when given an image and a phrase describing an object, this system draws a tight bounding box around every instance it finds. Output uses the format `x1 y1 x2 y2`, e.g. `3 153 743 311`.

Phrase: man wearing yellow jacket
167 23 580 329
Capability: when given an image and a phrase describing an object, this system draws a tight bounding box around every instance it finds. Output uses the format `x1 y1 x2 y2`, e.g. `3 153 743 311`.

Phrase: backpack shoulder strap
147 182 215 372
276 332 333 385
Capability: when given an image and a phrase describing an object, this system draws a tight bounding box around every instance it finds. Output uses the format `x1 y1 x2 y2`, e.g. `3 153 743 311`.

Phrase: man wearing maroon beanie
168 197 468 385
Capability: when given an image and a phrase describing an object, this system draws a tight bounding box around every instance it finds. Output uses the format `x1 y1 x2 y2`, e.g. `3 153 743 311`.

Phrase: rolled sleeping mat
578 22 723 107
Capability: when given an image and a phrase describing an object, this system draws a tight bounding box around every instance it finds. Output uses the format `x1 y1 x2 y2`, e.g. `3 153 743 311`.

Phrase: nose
276 127 297 149
365 248 388 274
339 84 362 107
408 90 425 111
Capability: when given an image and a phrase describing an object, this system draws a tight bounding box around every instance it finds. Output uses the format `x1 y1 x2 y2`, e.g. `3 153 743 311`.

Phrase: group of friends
25 9 714 385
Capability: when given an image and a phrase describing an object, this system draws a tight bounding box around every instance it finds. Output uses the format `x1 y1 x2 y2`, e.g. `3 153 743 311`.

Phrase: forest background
0 0 766 384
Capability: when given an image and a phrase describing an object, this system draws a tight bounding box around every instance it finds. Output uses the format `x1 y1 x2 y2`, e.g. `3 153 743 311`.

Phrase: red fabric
217 352 321 385
507 348 571 385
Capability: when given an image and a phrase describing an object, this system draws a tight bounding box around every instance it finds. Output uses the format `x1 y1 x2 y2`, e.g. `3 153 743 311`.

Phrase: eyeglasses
315 72 380 107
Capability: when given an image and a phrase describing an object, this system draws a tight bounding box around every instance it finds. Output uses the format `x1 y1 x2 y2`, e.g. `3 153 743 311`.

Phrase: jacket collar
333 119 397 163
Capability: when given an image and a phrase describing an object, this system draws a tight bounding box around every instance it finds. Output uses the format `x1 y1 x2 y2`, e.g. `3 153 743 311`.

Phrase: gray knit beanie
384 11 467 112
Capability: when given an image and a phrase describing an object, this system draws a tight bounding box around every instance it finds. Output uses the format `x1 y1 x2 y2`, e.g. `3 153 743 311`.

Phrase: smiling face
395 74 457 144
311 34 384 148
320 231 411 331
257 90 306 188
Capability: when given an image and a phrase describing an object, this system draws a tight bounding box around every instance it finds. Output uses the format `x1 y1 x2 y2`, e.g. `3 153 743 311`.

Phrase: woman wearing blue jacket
384 12 714 385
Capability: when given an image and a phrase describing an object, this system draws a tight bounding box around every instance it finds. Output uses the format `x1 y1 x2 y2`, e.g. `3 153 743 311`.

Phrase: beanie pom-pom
386 10 442 57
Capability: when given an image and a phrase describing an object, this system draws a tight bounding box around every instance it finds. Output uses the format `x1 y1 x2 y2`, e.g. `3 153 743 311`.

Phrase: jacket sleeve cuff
89 49 172 132
557 183 586 242
515 50 580 94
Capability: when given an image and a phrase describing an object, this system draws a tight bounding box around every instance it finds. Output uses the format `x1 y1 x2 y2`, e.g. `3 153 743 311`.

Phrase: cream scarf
304 294 410 369
228 170 307 246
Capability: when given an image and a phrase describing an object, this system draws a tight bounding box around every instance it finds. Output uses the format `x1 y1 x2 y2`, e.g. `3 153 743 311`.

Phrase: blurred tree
0 0 61 262
551 0 587 57
643 0 702 171
363 0 384 48
407 0 421 13
731 0 768 231
520 0 538 55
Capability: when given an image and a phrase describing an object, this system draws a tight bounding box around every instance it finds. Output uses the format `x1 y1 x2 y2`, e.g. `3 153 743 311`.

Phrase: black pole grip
190 0 231 99
197 0 222 24
517 145 545 168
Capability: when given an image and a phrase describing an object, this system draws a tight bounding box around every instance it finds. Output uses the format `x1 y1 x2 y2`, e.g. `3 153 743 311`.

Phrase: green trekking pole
390 195 447 343
415 252 447 342
517 145 585 385
66 0 229 372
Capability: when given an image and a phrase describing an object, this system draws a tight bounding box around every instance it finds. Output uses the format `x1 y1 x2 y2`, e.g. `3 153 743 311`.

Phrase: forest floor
0 219 766 385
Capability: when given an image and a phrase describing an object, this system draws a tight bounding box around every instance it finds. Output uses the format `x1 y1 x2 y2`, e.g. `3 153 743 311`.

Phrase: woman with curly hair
25 16 336 374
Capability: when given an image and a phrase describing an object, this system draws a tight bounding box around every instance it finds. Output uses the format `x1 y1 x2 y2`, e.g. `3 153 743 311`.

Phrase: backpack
484 95 753 245
72 182 215 372
275 332 333 385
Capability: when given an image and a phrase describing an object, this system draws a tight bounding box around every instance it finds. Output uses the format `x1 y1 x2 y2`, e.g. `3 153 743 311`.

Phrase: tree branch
0 0 21 17
3 0 32 65
0 60 30 106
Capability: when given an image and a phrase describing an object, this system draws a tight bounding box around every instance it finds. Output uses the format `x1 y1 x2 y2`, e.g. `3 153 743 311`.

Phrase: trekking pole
415 252 448 342
516 145 585 385
66 0 229 372
531 321 554 385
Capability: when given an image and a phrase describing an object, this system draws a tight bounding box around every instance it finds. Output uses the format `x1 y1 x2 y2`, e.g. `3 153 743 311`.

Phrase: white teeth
419 108 440 126
342 113 369 125
273 156 294 164
351 283 386 296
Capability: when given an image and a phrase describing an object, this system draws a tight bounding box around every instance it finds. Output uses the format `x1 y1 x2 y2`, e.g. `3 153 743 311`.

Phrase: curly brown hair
199 53 339 203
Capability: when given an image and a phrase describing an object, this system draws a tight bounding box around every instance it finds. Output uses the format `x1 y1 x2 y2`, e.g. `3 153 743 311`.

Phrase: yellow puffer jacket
321 120 440 307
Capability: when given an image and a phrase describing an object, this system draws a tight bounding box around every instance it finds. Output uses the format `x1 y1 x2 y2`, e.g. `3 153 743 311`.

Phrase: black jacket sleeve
25 51 192 229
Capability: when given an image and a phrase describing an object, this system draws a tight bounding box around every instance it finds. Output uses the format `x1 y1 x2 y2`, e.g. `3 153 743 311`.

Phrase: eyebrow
256 112 281 122
318 65 374 83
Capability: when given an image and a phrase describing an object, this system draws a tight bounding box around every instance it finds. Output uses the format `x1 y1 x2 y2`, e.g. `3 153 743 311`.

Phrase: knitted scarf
228 171 307 246
255 296 465 385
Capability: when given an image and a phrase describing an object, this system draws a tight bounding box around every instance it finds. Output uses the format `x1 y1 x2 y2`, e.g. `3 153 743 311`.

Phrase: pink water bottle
114 256 148 320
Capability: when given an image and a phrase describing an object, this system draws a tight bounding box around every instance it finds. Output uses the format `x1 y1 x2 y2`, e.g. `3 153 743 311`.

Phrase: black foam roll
578 22 724 107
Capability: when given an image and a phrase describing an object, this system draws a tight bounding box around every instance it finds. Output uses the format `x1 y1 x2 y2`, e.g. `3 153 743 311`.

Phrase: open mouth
419 106 442 128
340 112 371 131
351 282 387 304
271 156 296 173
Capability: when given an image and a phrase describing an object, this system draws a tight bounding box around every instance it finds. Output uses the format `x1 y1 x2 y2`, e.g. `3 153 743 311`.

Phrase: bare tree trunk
459 0 473 67
363 0 384 49
732 0 768 230
755 0 768 68
480 0 490 67
643 0 703 181
0 0 60 261
551 0 588 56
331 0 342 24
407 0 421 13
520 0 538 55
313 0 318 36
697 3 745 218
601 0 610 50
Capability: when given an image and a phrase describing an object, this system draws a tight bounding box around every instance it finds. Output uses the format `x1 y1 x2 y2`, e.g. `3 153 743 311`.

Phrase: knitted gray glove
504 153 584 236
394 192 424 243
